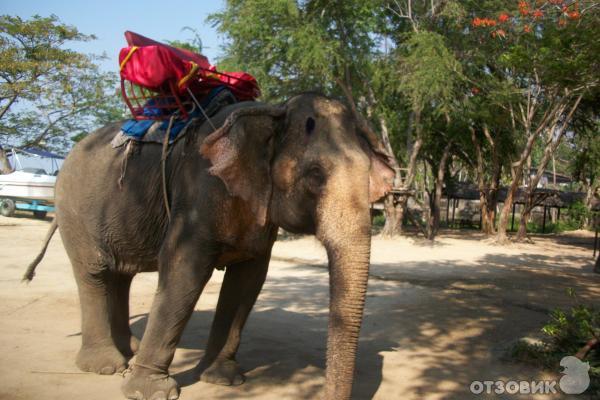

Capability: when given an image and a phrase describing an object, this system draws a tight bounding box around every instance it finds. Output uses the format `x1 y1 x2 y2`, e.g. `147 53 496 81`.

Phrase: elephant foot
198 358 245 386
76 344 127 375
114 334 141 358
121 365 179 400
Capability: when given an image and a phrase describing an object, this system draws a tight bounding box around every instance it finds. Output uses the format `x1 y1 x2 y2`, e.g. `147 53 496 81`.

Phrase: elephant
24 93 395 400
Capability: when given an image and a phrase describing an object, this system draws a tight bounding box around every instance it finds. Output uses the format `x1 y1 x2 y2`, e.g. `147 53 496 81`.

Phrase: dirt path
0 216 597 399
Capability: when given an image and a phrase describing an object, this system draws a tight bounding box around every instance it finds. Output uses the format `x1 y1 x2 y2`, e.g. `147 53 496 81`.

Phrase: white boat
0 170 56 203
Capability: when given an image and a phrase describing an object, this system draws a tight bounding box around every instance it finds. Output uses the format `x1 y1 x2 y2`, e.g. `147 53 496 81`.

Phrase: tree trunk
0 146 13 174
514 94 583 242
497 161 530 243
472 127 489 234
550 154 558 222
471 126 500 235
515 202 532 240
427 141 452 240
583 182 597 229
382 135 422 236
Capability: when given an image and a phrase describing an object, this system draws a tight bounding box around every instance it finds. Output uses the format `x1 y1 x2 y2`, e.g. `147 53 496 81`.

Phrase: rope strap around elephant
161 115 176 222
121 362 170 378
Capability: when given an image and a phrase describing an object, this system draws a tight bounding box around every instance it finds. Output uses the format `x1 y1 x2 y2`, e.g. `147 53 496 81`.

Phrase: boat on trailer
0 170 56 202
0 148 63 218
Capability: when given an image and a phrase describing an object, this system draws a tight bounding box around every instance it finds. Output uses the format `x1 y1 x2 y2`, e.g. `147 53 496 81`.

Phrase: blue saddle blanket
114 86 236 147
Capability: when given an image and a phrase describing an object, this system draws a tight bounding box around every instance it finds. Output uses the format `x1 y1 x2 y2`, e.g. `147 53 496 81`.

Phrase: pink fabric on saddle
124 31 211 70
119 31 260 100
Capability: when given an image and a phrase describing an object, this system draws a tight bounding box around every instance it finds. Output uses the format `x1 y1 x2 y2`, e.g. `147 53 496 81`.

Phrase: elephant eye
305 117 316 135
306 165 325 187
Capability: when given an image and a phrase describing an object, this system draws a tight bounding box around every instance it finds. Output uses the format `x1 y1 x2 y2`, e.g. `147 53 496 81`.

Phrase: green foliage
210 0 600 238
0 14 124 151
565 201 592 230
396 31 462 114
208 0 381 102
372 214 386 227
166 26 204 53
569 119 600 190
509 293 599 396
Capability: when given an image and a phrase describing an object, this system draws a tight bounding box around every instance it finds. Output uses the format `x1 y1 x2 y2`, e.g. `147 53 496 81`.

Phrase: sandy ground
0 214 598 400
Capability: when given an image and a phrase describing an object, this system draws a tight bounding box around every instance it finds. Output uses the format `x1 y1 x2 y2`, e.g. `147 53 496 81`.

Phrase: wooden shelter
443 183 587 233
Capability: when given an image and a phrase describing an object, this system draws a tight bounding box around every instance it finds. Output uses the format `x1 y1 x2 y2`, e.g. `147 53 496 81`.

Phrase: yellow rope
178 61 199 88
119 46 139 71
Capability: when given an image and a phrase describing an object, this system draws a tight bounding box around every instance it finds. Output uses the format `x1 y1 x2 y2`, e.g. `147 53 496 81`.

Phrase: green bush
565 200 591 230
372 214 386 228
509 291 599 396
525 220 581 234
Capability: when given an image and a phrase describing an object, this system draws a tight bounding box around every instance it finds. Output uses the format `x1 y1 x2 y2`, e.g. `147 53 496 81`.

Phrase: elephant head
201 93 395 399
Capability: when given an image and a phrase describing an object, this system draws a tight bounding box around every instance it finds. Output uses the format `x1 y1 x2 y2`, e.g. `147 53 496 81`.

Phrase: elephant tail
23 218 58 282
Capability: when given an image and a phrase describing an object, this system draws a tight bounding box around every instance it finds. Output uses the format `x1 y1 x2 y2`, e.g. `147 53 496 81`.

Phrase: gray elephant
25 93 395 400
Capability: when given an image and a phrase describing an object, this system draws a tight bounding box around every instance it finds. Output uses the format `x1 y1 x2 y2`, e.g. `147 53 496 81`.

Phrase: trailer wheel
33 210 47 219
0 198 16 217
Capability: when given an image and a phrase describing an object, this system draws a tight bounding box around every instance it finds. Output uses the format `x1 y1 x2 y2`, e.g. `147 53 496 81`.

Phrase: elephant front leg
198 254 270 386
121 245 214 400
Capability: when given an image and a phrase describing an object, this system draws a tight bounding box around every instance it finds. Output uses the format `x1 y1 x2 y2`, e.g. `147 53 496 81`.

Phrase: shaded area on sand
0 217 597 399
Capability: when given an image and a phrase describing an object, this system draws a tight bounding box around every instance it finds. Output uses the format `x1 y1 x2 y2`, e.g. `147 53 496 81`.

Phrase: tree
210 0 599 241
463 1 599 242
380 25 463 236
568 100 600 227
0 14 124 158
210 0 408 230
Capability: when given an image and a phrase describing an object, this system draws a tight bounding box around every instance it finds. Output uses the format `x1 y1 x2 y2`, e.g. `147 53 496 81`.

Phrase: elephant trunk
317 169 372 399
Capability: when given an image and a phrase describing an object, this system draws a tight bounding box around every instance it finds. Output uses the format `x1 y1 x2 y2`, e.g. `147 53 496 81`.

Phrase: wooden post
511 202 516 232
451 198 457 228
542 206 547 234
557 207 561 222
594 222 598 258
446 196 450 227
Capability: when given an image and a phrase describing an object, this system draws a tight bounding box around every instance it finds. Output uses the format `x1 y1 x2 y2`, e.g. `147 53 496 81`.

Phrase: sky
0 0 226 72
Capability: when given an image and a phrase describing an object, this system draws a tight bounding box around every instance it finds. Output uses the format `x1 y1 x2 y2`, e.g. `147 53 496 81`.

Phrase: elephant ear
200 106 285 226
357 127 396 202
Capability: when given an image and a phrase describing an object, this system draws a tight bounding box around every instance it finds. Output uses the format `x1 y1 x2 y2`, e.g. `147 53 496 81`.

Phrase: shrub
509 291 599 396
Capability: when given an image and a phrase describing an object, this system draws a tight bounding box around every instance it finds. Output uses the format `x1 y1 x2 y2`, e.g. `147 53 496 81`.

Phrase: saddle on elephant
119 31 260 123
116 31 261 148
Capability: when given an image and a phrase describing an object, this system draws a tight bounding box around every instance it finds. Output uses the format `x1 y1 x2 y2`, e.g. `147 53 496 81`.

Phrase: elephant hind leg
108 272 139 358
73 264 128 375
198 254 270 386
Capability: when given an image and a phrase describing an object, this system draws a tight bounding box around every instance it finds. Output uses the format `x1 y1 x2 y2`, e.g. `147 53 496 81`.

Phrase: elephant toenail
100 366 115 375
150 391 167 400
168 388 179 400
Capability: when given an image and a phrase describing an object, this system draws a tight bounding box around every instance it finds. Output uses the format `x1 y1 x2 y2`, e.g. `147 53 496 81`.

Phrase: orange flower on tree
498 13 510 23
472 17 497 27
524 25 532 33
568 11 580 19
519 1 529 16
533 9 544 19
